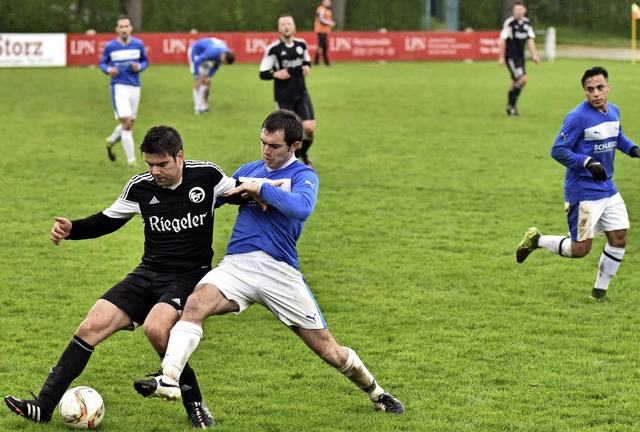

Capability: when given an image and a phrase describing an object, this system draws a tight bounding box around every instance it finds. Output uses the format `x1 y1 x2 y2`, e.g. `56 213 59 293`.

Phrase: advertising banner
0 33 66 67
67 31 500 66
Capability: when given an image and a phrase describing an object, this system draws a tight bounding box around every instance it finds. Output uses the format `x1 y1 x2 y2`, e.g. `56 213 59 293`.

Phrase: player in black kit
260 14 317 168
498 1 539 116
4 125 238 429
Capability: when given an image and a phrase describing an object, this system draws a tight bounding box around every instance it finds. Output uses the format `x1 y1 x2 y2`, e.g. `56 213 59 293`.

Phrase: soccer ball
59 386 105 430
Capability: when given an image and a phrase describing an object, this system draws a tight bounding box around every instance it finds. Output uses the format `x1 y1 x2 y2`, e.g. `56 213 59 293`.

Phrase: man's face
144 150 184 187
261 129 297 170
583 74 610 111
513 5 527 20
278 16 296 39
116 19 132 41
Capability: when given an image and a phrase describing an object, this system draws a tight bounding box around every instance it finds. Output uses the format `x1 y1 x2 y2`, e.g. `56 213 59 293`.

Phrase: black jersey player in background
498 1 539 116
260 14 317 168
5 125 238 429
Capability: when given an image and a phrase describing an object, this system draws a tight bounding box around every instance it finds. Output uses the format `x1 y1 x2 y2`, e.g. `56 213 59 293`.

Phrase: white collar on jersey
164 178 183 190
265 154 297 172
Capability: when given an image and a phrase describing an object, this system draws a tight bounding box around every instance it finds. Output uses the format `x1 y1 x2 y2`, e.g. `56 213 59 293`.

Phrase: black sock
38 335 94 414
295 139 313 159
509 85 523 106
180 362 203 404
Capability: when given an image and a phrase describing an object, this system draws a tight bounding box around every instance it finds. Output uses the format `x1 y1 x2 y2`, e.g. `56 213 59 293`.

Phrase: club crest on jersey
189 187 205 203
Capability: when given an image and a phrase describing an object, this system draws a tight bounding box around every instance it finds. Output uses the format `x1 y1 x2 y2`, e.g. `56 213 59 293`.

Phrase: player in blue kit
100 15 148 167
134 110 405 423
516 66 640 301
188 37 235 114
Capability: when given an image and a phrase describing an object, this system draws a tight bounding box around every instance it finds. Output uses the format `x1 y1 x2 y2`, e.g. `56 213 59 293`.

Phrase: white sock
120 130 136 164
538 235 572 257
107 124 122 144
162 321 204 383
337 347 384 400
594 243 625 290
193 88 200 111
198 85 207 110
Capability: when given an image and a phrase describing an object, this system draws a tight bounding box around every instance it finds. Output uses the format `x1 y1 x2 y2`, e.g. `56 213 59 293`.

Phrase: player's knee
143 324 171 352
571 242 590 258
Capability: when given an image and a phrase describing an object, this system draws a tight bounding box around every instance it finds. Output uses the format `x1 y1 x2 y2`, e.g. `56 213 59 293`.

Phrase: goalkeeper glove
630 146 640 158
586 158 607 182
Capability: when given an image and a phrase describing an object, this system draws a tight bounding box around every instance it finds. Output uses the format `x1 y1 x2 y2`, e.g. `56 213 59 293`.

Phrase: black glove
630 146 640 158
586 158 607 182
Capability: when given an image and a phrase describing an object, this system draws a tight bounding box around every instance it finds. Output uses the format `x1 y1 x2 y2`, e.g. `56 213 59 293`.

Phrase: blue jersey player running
99 15 148 167
188 37 235 114
516 66 640 301
134 110 405 424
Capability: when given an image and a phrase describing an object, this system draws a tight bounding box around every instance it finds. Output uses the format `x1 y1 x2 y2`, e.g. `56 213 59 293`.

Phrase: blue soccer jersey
190 37 229 77
551 100 636 203
223 157 318 270
99 37 148 86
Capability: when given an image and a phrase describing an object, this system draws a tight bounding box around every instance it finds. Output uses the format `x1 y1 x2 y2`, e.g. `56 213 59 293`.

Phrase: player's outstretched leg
337 347 405 415
516 227 541 263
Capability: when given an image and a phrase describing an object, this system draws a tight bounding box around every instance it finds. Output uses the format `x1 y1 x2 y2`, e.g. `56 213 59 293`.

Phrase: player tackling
134 110 405 423
516 66 640 301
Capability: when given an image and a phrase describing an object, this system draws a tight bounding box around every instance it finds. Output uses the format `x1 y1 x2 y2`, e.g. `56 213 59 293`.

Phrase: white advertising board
0 33 66 67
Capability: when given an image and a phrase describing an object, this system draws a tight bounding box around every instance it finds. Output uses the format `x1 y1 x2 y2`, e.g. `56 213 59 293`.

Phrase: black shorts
506 56 526 80
101 265 208 328
276 92 315 121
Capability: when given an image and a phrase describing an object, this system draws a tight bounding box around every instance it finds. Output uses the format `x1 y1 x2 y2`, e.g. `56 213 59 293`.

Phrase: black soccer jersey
72 161 236 274
500 16 535 59
259 37 312 103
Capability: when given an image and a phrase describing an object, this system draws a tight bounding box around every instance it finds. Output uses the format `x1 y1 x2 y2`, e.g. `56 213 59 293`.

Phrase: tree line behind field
0 0 631 40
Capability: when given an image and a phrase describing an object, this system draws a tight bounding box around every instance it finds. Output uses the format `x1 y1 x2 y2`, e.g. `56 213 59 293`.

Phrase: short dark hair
581 66 608 87
116 15 130 25
140 126 183 160
225 50 235 65
262 110 303 147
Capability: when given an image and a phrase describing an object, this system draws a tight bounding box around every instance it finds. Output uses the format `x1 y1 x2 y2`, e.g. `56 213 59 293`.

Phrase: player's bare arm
302 65 311 76
51 217 72 245
528 39 540 64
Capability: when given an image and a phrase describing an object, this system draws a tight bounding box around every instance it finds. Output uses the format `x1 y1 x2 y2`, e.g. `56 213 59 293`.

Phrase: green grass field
2 58 640 431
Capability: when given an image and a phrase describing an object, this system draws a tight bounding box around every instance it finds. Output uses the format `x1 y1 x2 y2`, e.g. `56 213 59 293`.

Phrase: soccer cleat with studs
4 394 52 423
185 401 215 428
372 392 405 415
516 227 541 263
134 374 182 401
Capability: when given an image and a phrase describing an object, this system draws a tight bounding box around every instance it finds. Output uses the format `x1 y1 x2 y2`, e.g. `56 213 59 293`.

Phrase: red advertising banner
67 31 500 66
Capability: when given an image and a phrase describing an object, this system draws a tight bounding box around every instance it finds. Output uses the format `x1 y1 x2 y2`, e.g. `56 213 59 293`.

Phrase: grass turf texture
2 59 640 431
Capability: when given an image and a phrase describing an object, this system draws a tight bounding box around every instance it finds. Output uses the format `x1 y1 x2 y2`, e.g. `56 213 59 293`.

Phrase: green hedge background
0 0 635 39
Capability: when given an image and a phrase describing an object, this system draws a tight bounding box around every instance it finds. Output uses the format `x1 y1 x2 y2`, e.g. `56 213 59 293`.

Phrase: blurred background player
314 0 335 66
260 15 317 168
516 66 640 302
100 15 148 167
498 1 539 116
188 37 235 114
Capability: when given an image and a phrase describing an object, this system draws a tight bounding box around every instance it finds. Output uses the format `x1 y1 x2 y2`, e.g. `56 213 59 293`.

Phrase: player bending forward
134 109 404 425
